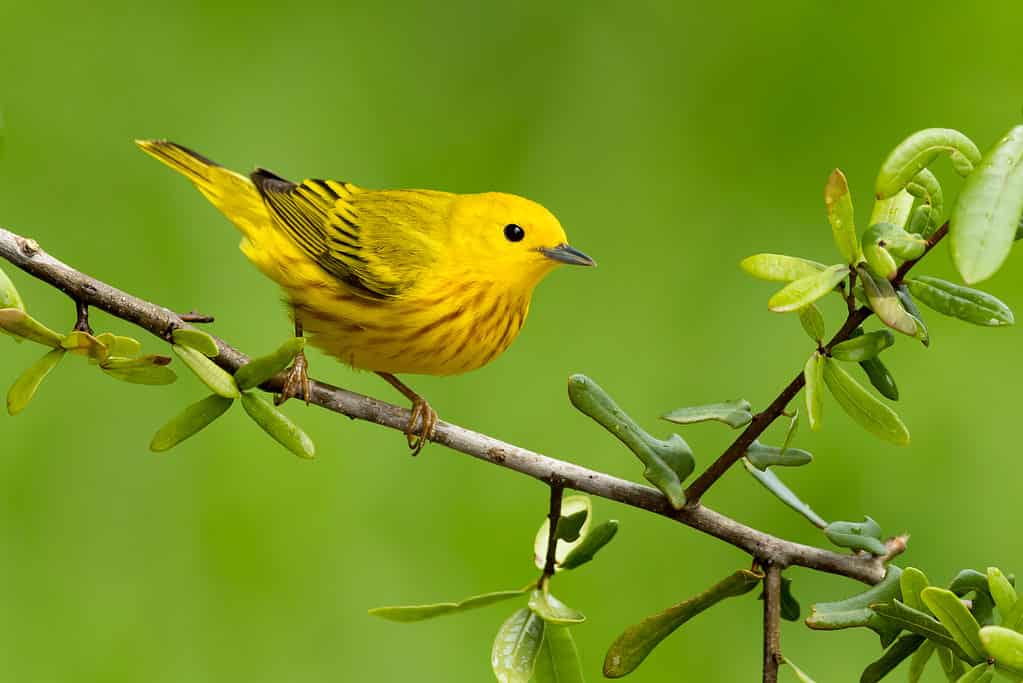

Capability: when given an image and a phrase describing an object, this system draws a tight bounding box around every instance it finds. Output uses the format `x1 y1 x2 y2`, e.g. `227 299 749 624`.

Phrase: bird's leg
376 372 437 456
275 319 311 406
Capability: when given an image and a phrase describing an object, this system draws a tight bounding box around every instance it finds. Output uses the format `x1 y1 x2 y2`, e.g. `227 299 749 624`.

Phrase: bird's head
449 192 594 288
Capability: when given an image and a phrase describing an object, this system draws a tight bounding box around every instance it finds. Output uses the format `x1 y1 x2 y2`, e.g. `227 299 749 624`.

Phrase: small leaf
528 590 586 625
569 375 692 509
906 168 945 219
860 634 926 683
799 304 825 341
921 587 986 662
555 510 587 543
824 517 886 555
951 125 1023 283
150 394 234 451
61 330 109 361
603 569 762 678
492 608 545 683
745 440 812 469
869 600 969 660
173 344 241 398
780 410 799 454
825 169 861 263
937 646 968 680
781 657 818 683
768 264 849 313
806 568 903 646
533 625 585 683
822 357 910 445
95 333 142 358
368 588 529 623
907 277 1014 327
100 355 177 385
901 567 932 613
0 265 24 311
661 399 752 429
875 128 981 199
804 352 824 431
758 576 801 622
857 265 919 337
979 626 1023 677
895 286 930 347
535 496 592 570
0 309 64 347
171 327 219 357
559 520 619 570
742 458 827 528
234 337 306 390
239 392 316 459
869 190 915 232
859 356 899 401
954 662 995 683
740 254 827 282
7 348 65 415
986 567 1017 619
830 330 895 362
908 640 936 683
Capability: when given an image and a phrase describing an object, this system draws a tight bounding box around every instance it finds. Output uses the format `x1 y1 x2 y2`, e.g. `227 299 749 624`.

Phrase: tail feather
135 139 222 185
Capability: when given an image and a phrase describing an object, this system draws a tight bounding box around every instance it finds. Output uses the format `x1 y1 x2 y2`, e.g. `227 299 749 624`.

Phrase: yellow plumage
136 140 593 451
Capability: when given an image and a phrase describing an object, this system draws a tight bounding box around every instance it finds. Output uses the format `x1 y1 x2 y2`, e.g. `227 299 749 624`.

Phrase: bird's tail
135 139 268 243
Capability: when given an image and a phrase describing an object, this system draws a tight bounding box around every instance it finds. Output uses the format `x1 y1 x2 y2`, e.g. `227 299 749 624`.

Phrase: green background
1 2 1020 680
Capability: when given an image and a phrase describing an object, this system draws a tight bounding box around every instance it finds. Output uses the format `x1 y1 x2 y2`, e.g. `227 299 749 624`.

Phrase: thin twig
762 564 782 683
541 479 565 582
0 226 898 585
178 311 215 323
73 299 92 334
684 221 949 505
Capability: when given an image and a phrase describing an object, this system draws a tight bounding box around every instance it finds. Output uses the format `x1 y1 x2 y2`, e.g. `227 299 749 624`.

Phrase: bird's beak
539 243 596 267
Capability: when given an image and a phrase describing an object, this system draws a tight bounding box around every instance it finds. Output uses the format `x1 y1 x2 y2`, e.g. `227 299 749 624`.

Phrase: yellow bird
136 140 594 454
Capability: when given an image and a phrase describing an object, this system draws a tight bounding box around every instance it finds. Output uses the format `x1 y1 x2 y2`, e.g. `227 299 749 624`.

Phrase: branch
684 222 949 504
762 564 782 683
0 226 897 585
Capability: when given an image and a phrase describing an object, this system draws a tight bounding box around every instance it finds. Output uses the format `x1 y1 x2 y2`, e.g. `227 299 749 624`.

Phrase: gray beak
539 243 596 267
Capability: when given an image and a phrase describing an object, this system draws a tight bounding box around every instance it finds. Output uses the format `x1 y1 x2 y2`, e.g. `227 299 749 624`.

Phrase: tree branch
684 221 949 504
0 225 899 585
762 564 782 683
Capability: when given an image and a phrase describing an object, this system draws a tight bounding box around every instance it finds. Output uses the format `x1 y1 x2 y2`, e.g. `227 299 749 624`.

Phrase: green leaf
603 569 762 678
781 657 818 683
7 348 65 415
901 567 933 613
533 625 585 683
0 308 64 347
758 576 800 622
768 264 849 313
367 588 529 622
830 330 895 362
979 626 1023 677
95 333 142 358
745 440 813 469
661 399 752 429
908 640 936 683
906 277 1014 327
987 567 1017 618
234 337 306 390
804 352 824 431
150 394 234 452
937 646 967 680
896 285 930 347
555 510 587 543
806 567 902 647
870 190 915 232
528 590 586 625
921 587 987 662
824 517 886 555
559 520 619 570
492 608 545 683
859 356 900 401
906 168 945 220
0 266 24 311
1003 593 1023 633
860 634 926 683
171 327 219 357
825 168 861 263
799 304 825 341
822 357 910 445
870 599 970 660
239 392 316 459
61 330 108 361
863 239 899 281
100 355 177 385
740 254 827 282
875 128 981 199
951 125 1023 283
173 344 241 398
535 496 591 570
568 375 693 509
742 458 827 528
954 662 994 683
857 265 919 337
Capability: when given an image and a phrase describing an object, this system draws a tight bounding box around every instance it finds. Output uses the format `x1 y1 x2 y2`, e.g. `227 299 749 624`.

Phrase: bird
136 140 595 455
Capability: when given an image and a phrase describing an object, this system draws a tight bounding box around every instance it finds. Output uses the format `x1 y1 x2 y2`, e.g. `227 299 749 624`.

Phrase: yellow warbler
136 140 594 453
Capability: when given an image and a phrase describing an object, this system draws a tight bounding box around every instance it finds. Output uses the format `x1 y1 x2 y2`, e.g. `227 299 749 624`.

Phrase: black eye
504 223 525 242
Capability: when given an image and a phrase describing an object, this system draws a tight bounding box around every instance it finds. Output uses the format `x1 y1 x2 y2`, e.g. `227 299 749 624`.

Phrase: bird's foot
275 350 311 405
405 396 437 456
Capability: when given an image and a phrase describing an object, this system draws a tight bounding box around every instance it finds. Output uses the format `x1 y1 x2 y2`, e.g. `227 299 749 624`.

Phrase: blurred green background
1 2 1021 680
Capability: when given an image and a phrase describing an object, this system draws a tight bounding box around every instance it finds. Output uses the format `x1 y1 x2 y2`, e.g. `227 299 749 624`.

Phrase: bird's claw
406 397 437 456
275 351 310 406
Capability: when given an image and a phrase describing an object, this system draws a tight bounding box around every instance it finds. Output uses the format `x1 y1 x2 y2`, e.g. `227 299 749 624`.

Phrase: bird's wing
251 169 445 298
